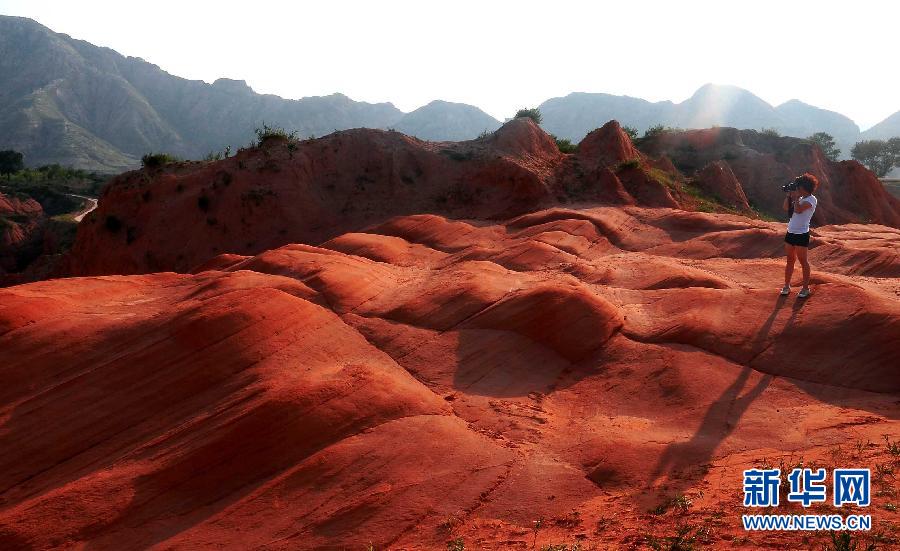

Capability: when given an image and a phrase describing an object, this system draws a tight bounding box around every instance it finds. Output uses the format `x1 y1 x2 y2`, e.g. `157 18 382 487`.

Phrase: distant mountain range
538 87 871 154
1 15 898 173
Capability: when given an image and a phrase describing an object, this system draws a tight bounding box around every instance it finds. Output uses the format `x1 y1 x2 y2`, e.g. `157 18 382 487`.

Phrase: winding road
68 194 99 222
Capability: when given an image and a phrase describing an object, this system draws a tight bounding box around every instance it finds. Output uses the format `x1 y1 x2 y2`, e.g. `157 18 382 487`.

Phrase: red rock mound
576 120 642 166
0 192 45 280
2 205 898 549
61 120 565 277
694 160 752 212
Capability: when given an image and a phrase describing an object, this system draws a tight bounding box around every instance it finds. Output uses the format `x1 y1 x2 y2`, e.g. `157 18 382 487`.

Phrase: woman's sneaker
798 287 811 298
780 285 790 296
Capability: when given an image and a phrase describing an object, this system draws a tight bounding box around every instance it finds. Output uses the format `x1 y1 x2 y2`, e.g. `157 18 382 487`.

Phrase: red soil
2 206 898 550
0 192 44 276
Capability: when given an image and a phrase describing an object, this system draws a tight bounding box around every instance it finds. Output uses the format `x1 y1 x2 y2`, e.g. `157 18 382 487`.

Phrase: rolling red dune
2 203 899 549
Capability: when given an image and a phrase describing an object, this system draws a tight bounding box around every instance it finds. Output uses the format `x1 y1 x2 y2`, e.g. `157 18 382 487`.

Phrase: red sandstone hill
1 206 899 549
637 127 900 227
0 192 45 276
57 120 900 279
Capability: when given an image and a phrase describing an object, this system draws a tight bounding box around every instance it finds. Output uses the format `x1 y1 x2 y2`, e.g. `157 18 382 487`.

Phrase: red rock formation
2 205 899 549
639 127 900 226
61 119 565 277
4 121 890 282
576 120 642 166
0 192 45 276
694 161 752 212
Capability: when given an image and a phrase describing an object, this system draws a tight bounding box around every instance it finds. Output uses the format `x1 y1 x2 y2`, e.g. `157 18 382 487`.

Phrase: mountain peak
212 78 252 92
686 83 763 104
394 100 500 141
779 98 807 107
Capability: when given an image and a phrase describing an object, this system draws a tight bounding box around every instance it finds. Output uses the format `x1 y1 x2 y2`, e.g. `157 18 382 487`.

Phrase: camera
781 181 798 192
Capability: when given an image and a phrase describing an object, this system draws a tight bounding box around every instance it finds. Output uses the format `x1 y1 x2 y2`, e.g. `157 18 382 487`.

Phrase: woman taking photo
781 173 819 298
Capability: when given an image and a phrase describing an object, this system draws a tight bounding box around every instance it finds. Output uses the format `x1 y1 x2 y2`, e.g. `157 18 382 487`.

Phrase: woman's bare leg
796 246 810 288
784 244 796 286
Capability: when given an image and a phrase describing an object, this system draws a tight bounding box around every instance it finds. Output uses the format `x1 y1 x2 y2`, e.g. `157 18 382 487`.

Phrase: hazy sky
2 0 896 129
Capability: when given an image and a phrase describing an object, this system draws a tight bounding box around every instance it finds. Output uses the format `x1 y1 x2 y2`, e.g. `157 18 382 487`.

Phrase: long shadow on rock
648 367 773 493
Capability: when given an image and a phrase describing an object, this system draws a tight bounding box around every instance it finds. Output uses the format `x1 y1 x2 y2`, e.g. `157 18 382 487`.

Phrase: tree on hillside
622 126 639 141
514 108 542 125
551 135 577 153
0 150 24 180
851 139 897 177
807 132 841 161
643 124 669 138
889 137 900 160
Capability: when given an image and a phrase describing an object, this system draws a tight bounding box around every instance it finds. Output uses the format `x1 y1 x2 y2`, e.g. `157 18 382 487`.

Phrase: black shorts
785 231 810 247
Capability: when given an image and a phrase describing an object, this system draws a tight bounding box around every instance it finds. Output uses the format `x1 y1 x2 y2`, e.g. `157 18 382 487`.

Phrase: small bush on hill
617 158 641 171
141 153 179 170
622 126 639 141
515 108 542 125
760 127 781 137
441 149 474 162
255 123 298 146
552 135 577 154
643 124 669 138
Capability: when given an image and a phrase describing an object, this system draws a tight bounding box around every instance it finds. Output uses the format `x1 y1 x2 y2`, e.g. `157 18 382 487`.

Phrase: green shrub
648 167 677 189
826 530 877 551
141 153 179 169
622 126 639 141
441 149 474 162
552 135 577 154
255 123 298 146
644 124 668 138
760 127 781 137
514 108 542 125
617 158 641 171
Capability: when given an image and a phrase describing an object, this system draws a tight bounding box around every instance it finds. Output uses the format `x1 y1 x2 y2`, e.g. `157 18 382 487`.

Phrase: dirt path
68 194 99 222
